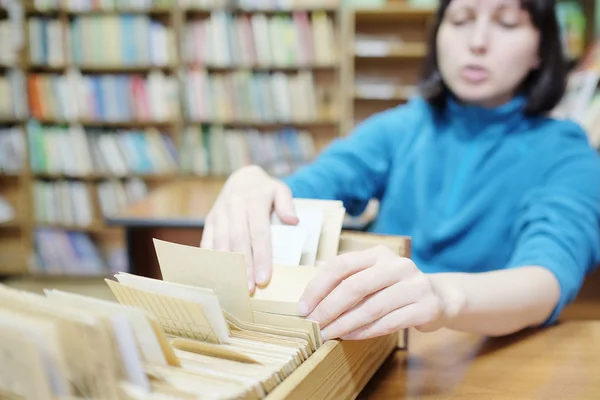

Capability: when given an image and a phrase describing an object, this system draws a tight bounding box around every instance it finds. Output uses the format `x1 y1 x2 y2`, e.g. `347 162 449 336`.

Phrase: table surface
362 321 600 399
107 180 376 229
107 180 225 227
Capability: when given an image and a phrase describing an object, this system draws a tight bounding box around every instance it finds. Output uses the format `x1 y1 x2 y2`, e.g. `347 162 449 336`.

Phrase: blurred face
437 0 541 107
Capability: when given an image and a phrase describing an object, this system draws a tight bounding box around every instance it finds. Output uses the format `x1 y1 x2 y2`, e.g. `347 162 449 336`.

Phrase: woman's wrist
426 273 468 331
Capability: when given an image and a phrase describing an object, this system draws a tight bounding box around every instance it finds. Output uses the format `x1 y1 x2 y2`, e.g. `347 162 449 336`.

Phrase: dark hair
419 0 568 115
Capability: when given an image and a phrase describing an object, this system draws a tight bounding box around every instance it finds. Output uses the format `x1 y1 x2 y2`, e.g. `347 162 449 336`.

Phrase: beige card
0 308 71 396
153 238 254 323
0 328 54 400
112 273 230 343
44 288 168 367
291 199 346 264
0 285 120 400
251 265 319 316
106 280 222 344
253 311 321 350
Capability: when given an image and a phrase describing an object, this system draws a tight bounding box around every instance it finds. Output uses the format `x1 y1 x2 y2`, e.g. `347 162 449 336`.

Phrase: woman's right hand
200 165 299 293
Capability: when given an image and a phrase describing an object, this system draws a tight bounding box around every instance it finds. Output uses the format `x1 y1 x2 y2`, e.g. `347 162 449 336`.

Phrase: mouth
461 65 490 83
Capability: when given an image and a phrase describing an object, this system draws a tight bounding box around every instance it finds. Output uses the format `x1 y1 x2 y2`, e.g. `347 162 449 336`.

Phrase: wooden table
363 321 600 399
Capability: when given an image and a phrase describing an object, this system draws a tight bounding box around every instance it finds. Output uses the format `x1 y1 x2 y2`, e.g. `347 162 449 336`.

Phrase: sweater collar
444 94 529 138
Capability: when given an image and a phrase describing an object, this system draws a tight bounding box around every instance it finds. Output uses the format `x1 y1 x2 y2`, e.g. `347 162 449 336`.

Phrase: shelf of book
7 0 593 279
0 0 344 278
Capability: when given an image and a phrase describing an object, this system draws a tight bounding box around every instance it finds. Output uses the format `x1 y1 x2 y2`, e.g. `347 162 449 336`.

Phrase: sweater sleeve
282 103 418 216
506 132 600 325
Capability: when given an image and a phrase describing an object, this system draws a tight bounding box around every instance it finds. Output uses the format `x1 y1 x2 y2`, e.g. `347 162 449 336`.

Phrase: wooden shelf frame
340 4 435 135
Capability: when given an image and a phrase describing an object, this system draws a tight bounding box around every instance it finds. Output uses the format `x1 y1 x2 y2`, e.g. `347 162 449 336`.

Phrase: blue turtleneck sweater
283 95 600 325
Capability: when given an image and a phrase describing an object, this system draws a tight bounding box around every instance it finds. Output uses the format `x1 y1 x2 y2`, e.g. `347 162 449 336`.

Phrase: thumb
273 183 299 225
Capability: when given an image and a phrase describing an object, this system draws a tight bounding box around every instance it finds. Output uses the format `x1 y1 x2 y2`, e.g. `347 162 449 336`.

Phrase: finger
306 260 409 328
321 279 419 340
227 198 255 292
273 183 298 225
200 216 214 249
339 302 423 341
247 196 272 286
298 246 394 317
212 210 230 252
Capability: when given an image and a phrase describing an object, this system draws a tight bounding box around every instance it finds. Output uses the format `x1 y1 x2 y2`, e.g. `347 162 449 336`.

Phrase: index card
112 273 230 344
272 205 324 266
44 289 168 367
0 285 120 399
0 308 70 397
251 265 319 316
106 280 222 345
42 292 150 390
270 224 307 266
276 199 346 264
0 328 54 400
153 239 254 323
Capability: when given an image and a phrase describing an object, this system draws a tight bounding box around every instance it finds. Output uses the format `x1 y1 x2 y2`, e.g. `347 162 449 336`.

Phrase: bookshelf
3 0 593 279
0 0 29 275
0 0 344 278
341 4 435 134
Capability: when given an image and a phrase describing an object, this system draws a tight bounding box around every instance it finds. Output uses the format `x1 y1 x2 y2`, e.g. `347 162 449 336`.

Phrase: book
0 198 409 399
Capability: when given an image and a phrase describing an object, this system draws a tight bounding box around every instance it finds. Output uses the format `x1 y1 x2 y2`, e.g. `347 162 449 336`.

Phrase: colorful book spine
26 71 180 122
179 125 315 177
183 10 335 67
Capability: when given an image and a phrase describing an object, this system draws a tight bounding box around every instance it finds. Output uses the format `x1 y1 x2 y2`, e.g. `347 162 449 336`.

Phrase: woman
201 0 600 340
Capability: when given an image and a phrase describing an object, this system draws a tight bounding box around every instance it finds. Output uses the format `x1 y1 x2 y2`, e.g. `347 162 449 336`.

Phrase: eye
496 10 521 28
446 9 473 26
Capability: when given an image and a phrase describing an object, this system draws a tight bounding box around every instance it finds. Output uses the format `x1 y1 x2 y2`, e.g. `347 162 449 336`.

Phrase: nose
469 17 489 55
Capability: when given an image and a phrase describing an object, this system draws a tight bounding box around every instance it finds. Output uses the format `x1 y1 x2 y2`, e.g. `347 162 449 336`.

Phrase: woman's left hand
297 245 460 341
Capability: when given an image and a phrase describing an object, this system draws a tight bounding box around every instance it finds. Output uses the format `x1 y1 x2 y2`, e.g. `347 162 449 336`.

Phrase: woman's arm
296 247 561 341
298 124 600 341
428 266 560 336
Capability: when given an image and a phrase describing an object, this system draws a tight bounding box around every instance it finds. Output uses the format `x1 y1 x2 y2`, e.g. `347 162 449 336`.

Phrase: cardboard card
174 350 278 394
170 338 261 365
44 289 150 391
0 309 70 398
153 238 254 323
338 231 410 256
0 285 120 399
253 311 320 351
0 328 55 400
221 310 314 354
273 199 345 266
272 203 324 266
270 224 308 266
106 280 223 345
112 272 230 344
44 288 168 367
251 265 318 316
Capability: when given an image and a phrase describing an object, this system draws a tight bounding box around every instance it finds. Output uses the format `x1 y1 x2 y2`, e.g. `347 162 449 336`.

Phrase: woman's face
436 0 541 107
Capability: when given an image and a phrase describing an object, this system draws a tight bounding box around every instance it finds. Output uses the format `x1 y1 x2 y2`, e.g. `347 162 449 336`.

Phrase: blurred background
0 0 598 281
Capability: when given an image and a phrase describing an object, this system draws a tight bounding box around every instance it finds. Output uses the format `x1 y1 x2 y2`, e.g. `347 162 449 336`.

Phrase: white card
270 224 308 266
271 207 324 266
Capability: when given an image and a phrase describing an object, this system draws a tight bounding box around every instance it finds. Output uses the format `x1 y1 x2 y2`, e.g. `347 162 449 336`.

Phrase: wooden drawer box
266 330 407 400
264 231 411 399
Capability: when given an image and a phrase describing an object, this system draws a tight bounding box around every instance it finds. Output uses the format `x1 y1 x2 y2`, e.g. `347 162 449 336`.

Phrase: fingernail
248 280 254 292
297 301 309 316
284 214 299 223
256 270 269 285
321 330 328 342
